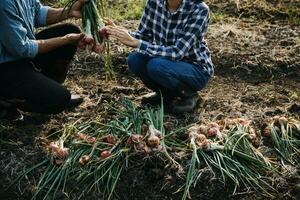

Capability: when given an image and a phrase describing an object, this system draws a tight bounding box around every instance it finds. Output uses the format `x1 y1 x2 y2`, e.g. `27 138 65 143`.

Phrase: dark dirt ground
1 0 300 199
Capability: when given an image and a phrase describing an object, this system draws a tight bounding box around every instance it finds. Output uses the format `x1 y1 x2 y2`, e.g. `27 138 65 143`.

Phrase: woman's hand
106 26 139 48
103 18 116 26
69 0 88 18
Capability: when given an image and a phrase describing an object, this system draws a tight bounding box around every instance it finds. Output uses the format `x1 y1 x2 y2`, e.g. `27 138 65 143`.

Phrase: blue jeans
127 52 210 96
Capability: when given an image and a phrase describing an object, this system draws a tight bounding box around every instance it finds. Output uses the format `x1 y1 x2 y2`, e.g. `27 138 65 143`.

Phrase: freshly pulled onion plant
65 0 115 81
265 116 300 165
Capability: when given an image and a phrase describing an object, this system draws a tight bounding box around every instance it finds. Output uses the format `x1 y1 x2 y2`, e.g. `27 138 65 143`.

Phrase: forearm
37 36 70 54
46 7 70 25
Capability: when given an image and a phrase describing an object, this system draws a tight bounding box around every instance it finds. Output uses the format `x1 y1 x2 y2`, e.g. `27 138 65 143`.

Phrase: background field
1 0 299 200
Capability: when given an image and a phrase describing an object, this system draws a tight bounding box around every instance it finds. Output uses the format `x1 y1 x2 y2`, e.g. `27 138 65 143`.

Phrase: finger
104 18 115 26
78 33 85 40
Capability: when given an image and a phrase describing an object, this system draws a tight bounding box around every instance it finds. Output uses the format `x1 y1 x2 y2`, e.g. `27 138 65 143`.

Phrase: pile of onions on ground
47 124 164 166
187 118 260 150
126 124 163 153
263 116 300 138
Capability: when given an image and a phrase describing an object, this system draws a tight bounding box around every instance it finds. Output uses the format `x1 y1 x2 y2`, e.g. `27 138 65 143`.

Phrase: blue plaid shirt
131 0 214 76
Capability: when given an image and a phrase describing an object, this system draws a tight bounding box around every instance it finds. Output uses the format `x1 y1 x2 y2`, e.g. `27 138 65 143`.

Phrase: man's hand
64 33 85 44
106 26 139 48
46 0 87 24
77 36 105 54
69 0 88 18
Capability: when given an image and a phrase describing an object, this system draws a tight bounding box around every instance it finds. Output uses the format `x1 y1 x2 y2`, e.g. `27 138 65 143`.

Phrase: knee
127 52 143 75
46 88 71 114
147 58 166 78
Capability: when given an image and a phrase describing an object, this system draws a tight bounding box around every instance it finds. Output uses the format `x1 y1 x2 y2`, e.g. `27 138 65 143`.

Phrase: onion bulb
126 134 143 145
146 125 161 148
197 125 208 135
199 139 211 150
236 118 251 126
98 28 108 38
48 141 69 165
77 133 97 144
207 127 220 137
100 151 112 159
103 134 116 144
79 155 91 166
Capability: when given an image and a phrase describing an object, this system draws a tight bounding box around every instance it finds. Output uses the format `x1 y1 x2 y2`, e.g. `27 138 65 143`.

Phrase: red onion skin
101 151 112 159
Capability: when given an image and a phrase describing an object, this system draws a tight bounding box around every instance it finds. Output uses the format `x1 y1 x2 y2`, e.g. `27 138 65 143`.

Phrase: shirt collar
163 0 188 14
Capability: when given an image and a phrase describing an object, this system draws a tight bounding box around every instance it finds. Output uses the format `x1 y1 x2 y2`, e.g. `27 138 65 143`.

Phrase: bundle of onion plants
65 0 115 81
180 120 275 200
11 99 178 199
263 116 300 165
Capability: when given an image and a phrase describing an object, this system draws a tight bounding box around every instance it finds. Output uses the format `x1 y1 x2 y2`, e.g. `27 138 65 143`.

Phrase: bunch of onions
263 116 299 138
65 0 115 80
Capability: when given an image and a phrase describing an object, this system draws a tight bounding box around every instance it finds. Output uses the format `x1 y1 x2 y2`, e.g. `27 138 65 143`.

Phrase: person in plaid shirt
106 0 213 113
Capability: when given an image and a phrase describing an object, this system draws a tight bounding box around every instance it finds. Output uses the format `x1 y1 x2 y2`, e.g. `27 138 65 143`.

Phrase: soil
0 0 299 200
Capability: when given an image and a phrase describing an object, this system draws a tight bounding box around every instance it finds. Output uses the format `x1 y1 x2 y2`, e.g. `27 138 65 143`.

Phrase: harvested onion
100 151 112 159
77 133 97 144
197 125 208 135
126 134 143 145
79 155 91 165
207 127 219 137
48 141 69 165
146 125 161 148
103 134 116 144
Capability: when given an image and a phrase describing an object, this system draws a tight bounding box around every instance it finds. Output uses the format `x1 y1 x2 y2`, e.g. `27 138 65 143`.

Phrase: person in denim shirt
106 0 213 113
0 0 101 119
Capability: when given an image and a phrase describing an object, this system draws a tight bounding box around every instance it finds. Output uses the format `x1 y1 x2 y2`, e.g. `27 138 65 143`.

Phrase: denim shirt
0 0 49 64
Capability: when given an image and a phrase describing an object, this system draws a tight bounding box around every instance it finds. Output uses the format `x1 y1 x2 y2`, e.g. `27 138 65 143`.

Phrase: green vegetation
11 100 300 200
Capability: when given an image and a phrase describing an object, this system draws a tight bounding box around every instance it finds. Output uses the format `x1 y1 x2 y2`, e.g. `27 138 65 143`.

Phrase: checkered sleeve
137 8 209 61
130 0 153 42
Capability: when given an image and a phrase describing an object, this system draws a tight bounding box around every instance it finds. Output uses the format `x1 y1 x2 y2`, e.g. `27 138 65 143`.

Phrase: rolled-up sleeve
0 3 39 58
34 0 49 27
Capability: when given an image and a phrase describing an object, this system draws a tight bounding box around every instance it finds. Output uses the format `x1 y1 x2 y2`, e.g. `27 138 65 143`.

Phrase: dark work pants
0 23 81 114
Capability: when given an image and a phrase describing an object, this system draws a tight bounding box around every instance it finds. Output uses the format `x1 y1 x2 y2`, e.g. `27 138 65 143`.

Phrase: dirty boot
172 92 199 114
